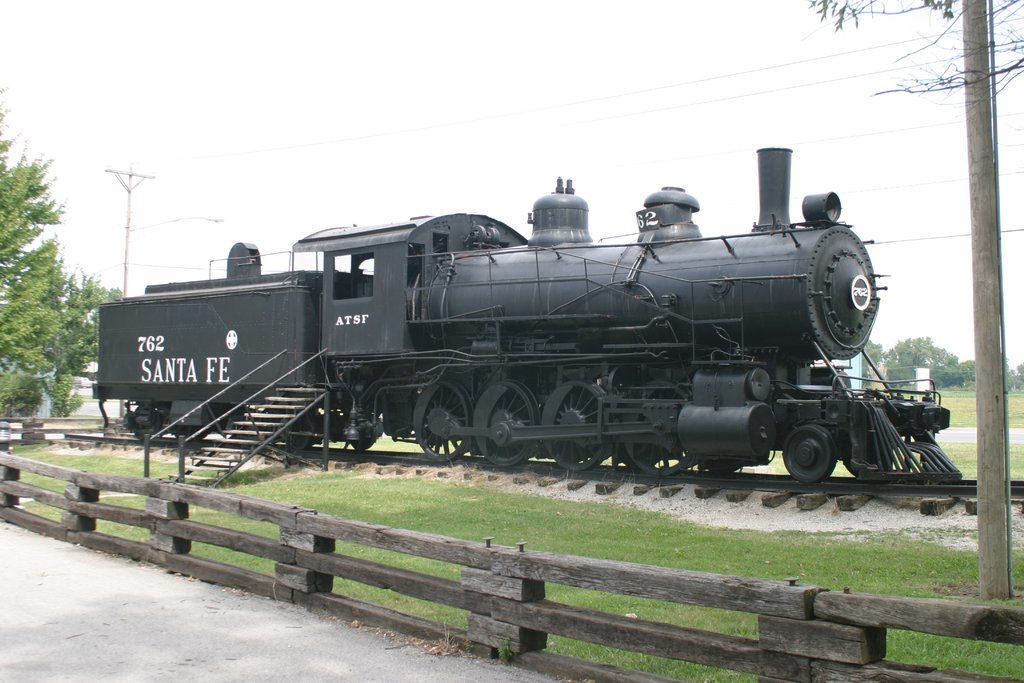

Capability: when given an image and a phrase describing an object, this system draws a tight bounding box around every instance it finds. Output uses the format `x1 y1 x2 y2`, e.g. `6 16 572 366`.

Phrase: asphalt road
939 427 1024 444
0 523 552 682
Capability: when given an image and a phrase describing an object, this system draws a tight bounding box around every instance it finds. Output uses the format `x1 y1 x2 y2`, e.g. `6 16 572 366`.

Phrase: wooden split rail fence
0 452 1021 682
0 417 103 445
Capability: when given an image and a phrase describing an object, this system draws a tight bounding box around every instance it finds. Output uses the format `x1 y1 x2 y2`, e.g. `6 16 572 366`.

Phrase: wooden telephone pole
964 0 1012 600
105 167 155 298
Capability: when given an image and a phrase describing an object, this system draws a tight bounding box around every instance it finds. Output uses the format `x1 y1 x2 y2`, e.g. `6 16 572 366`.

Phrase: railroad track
62 433 417 460
318 448 1024 499
63 433 1023 500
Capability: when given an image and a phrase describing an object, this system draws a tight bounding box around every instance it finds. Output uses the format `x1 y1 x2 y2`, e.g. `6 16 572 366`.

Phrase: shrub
0 373 43 416
48 373 83 417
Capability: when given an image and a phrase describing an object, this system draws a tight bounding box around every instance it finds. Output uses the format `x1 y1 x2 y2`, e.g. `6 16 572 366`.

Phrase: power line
92 262 208 273
574 59 951 127
169 35 949 162
129 263 208 271
610 109 1024 171
871 227 1024 245
845 169 1024 195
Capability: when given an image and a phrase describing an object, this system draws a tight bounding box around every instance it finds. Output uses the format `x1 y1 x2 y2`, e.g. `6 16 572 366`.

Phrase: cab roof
292 213 527 253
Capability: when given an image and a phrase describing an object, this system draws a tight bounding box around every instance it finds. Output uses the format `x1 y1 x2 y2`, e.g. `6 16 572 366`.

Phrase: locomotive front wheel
541 381 613 471
473 380 539 467
783 424 838 483
413 382 471 460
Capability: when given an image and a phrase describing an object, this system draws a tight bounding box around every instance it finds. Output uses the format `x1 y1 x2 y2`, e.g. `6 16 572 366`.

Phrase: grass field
940 390 1024 428
933 442 1024 480
9 446 1024 681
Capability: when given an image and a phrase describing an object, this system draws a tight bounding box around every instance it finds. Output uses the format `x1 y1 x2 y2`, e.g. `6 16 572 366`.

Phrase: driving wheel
541 381 614 471
473 380 539 467
413 381 471 460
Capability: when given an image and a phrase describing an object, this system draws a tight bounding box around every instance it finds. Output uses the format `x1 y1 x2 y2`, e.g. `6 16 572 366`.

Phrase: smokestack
755 147 792 230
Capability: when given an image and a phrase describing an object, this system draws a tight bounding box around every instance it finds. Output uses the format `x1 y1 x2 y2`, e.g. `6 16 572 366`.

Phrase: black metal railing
142 349 327 479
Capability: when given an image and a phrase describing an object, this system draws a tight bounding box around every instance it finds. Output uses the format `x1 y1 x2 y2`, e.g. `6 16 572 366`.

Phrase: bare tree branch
810 0 1024 93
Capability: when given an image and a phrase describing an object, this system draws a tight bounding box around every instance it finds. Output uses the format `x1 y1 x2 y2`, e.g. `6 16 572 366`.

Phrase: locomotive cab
292 215 527 358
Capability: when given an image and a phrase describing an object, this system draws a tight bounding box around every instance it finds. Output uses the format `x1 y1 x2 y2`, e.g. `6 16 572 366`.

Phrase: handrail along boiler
94 148 958 484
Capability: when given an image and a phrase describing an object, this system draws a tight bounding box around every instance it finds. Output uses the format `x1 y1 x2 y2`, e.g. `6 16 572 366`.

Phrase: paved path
0 523 552 682
939 427 1024 444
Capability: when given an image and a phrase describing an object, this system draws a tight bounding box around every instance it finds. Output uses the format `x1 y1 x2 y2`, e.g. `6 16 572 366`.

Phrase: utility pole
964 0 1012 600
105 168 155 298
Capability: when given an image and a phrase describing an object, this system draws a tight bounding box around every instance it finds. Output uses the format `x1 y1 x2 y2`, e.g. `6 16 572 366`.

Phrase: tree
811 0 1024 93
864 339 885 363
0 106 64 372
884 336 972 387
0 103 115 415
42 271 119 416
957 358 977 387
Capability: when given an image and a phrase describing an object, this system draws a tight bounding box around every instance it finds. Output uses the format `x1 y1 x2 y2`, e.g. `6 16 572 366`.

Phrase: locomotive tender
95 148 959 483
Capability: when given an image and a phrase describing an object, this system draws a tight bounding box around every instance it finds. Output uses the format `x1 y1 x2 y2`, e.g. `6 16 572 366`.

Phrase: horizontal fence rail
0 452 1021 683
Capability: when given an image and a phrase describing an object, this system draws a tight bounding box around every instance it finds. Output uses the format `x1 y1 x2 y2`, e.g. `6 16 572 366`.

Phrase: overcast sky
1 1 1021 365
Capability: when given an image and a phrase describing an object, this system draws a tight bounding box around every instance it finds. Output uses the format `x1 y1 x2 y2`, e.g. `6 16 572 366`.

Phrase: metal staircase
184 386 326 485
143 350 328 486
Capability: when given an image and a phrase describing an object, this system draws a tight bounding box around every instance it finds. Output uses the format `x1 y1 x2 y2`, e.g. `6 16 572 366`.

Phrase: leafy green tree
864 339 885 363
0 103 116 415
957 359 976 389
1013 362 1024 391
885 336 972 388
42 271 119 416
0 106 64 373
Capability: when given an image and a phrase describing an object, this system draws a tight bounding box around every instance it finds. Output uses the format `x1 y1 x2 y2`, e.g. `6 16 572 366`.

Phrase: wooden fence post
20 419 45 445
461 544 547 657
147 496 191 554
63 483 99 532
758 614 886 668
0 465 18 508
276 516 334 603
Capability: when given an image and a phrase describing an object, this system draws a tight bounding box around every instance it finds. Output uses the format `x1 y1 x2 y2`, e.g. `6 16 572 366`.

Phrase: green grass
933 442 1024 480
941 390 1024 428
10 447 1024 681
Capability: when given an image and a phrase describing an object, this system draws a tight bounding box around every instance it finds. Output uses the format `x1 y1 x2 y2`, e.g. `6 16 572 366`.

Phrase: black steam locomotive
95 148 959 483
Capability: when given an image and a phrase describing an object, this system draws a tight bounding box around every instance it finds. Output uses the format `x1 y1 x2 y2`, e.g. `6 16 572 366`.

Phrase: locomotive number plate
134 333 232 384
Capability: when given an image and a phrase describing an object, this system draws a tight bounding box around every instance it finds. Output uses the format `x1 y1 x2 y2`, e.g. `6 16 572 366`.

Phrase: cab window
333 252 374 299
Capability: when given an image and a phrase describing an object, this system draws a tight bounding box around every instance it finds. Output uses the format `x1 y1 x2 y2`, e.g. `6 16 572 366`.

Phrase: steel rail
62 433 1021 499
